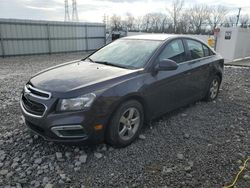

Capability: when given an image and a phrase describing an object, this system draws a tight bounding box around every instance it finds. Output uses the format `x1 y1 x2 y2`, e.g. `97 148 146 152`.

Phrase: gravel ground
0 54 250 188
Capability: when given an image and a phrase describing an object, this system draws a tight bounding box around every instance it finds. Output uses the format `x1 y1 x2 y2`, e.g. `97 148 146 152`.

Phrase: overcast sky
1 0 250 23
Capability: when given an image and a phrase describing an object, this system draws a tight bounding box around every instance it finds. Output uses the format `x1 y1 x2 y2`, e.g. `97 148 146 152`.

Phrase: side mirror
156 59 178 71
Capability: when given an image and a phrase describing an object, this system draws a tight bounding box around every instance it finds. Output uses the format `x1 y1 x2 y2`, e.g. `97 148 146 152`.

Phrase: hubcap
118 107 140 141
210 79 219 99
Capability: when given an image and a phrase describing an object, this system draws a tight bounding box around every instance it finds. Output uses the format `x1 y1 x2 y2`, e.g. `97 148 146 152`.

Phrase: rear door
183 39 212 99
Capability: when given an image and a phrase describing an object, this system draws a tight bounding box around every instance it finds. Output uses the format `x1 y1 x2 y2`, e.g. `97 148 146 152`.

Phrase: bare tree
142 13 168 32
134 16 143 31
178 11 191 33
110 14 122 30
240 14 249 28
142 13 152 31
189 4 210 34
167 0 185 33
150 13 166 32
224 15 238 27
209 5 228 29
125 13 135 31
160 15 171 32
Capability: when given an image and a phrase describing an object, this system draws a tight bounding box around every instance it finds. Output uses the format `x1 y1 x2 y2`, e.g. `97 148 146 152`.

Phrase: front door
144 39 197 118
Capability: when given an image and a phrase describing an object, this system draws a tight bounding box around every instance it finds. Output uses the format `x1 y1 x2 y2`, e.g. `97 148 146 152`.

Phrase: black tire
106 100 144 148
204 75 221 101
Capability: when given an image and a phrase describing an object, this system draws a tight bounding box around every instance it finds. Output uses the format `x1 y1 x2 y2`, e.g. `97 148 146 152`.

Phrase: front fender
94 72 150 122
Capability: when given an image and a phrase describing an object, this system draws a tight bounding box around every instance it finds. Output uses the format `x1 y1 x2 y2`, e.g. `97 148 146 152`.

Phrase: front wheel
204 75 221 101
106 100 144 148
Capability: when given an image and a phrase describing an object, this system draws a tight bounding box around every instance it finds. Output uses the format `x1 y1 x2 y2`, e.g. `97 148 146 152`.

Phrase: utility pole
72 0 79 22
236 8 241 26
64 0 70 21
103 14 106 25
107 15 109 31
103 14 110 31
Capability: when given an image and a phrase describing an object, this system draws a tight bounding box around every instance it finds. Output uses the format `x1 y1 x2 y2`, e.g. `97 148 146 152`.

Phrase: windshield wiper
94 61 129 69
84 58 131 69
85 57 95 63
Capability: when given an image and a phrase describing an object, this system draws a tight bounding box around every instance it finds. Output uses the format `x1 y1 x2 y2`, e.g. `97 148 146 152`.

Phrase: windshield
88 39 162 69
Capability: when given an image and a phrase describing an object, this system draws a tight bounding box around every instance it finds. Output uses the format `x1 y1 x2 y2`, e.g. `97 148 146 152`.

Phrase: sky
0 0 250 23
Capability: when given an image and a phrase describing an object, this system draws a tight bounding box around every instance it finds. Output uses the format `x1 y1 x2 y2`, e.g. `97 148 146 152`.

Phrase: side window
203 44 210 57
158 39 186 64
186 39 204 60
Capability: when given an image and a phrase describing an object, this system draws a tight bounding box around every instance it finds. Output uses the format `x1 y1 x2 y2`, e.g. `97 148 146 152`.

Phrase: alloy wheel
210 79 219 99
118 107 140 141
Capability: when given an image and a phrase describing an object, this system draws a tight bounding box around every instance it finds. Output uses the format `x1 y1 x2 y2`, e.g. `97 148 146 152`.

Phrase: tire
106 100 144 148
204 75 221 101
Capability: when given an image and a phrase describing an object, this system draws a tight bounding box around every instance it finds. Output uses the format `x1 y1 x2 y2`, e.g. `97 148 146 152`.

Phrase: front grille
22 95 46 116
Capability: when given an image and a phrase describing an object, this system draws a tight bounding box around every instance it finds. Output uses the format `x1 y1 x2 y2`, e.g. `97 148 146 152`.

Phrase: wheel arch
114 94 147 120
215 71 222 84
105 94 148 132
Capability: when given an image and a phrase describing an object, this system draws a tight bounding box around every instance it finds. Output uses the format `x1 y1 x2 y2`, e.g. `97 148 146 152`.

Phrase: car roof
124 34 184 41
123 34 200 41
123 34 216 53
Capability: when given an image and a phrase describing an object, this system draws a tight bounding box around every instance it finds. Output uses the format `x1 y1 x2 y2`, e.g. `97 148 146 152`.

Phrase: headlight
57 93 96 111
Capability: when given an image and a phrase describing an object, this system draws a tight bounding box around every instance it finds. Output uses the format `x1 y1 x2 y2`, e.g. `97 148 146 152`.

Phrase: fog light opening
51 125 86 138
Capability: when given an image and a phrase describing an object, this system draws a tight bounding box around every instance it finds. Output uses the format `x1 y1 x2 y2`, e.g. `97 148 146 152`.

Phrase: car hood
30 61 139 93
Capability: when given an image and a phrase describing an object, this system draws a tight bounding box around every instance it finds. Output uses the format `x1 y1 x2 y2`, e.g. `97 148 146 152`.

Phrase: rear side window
186 39 204 59
158 39 186 64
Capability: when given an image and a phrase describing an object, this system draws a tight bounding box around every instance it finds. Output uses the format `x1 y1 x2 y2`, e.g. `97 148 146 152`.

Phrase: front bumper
20 86 107 144
21 102 106 143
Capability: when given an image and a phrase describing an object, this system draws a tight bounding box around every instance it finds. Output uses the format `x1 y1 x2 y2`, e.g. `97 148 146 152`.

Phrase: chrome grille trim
25 84 52 100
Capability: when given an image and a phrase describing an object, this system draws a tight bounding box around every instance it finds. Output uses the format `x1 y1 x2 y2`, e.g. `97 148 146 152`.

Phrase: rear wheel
106 100 144 147
204 75 221 101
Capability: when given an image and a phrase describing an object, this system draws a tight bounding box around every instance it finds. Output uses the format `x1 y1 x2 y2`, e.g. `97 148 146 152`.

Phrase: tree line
108 0 250 35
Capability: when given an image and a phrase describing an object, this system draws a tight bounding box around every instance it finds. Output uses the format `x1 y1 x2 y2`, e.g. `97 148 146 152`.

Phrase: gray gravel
1 54 250 188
